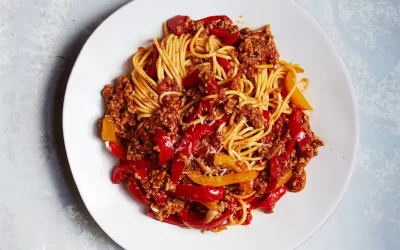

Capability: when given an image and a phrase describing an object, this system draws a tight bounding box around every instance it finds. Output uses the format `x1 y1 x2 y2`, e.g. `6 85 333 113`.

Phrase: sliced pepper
182 69 201 90
175 124 214 157
285 71 313 110
212 114 230 129
289 108 310 149
107 141 126 159
258 186 287 213
269 156 281 180
153 130 174 164
186 101 206 122
264 170 293 193
171 158 186 184
101 118 117 142
145 44 159 79
112 161 153 184
171 124 214 183
209 27 230 37
214 153 247 172
222 31 240 45
262 110 271 126
186 170 258 187
126 177 151 205
269 138 296 180
173 184 224 202
217 57 232 72
201 201 219 211
167 15 192 35
197 15 232 24
152 192 168 204
239 181 254 195
182 69 220 94
181 204 234 230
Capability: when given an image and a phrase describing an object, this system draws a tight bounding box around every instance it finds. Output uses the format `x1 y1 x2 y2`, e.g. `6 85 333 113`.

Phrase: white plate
63 0 359 249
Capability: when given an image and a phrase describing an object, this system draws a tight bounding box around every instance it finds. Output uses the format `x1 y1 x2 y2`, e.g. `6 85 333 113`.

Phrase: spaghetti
100 15 324 231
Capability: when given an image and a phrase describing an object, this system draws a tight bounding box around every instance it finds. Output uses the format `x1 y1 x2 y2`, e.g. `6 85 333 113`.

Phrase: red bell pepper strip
145 44 159 79
120 158 155 170
126 177 151 205
171 124 214 183
186 101 206 122
112 161 153 184
209 27 230 37
171 158 186 184
181 205 234 230
152 192 168 204
176 124 214 156
182 69 201 90
263 110 271 125
107 141 126 159
197 15 232 24
153 130 174 164
173 184 224 202
269 138 296 180
182 70 220 94
258 186 287 213
217 57 232 72
167 15 192 35
288 108 310 147
147 210 187 227
212 114 230 129
269 156 281 180
204 76 220 94
222 31 240 45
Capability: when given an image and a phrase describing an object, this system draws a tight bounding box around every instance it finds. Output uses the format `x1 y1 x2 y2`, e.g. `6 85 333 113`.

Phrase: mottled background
0 0 399 249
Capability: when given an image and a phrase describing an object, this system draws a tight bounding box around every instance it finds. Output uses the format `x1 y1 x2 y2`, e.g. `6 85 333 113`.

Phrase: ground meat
237 26 280 79
238 26 280 66
260 142 284 160
102 77 140 140
224 98 237 114
193 132 224 166
152 198 185 220
126 138 154 161
157 98 183 133
236 104 264 129
287 167 306 192
149 169 172 191
253 170 273 197
157 77 179 93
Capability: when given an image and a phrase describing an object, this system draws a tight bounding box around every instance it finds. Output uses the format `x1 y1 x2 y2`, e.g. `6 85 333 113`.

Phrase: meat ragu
99 15 324 232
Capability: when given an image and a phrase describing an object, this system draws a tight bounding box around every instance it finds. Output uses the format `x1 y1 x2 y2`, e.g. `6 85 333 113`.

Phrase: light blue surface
0 0 399 249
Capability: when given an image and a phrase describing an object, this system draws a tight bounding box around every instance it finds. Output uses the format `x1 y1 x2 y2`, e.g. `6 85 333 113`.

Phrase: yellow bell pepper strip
101 118 117 141
213 153 247 172
239 181 254 195
285 71 313 110
186 170 258 187
201 202 219 211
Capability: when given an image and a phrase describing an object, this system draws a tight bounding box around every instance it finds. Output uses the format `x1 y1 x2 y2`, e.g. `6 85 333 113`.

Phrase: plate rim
62 0 360 249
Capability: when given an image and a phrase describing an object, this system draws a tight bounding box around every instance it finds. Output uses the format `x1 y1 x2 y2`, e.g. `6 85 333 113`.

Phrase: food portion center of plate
98 14 324 232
